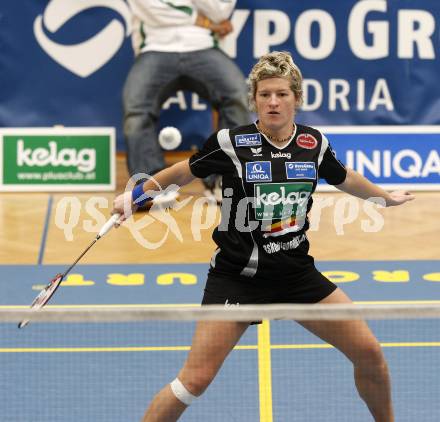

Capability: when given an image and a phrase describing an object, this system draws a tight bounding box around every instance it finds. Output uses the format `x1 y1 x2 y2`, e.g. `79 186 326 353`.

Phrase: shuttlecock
158 126 182 150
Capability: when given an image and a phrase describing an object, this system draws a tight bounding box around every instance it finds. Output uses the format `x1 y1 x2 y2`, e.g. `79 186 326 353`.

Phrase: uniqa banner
1 0 440 151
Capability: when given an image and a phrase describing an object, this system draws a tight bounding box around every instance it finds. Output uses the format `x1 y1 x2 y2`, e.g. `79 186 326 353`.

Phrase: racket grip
98 213 120 238
18 320 30 329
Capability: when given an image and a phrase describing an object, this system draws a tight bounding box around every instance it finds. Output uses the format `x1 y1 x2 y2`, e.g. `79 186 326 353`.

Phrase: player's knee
354 341 387 369
170 373 214 405
170 378 198 406
178 370 216 398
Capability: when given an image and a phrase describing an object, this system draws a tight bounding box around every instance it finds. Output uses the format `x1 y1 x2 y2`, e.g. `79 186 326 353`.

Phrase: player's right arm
112 159 195 223
143 159 196 192
113 130 228 223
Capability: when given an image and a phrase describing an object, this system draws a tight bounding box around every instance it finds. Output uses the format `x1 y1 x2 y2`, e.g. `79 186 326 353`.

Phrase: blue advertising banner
319 126 440 190
222 0 440 127
1 1 440 166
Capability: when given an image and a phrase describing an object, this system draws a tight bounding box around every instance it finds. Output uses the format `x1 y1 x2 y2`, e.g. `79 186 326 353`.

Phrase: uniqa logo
17 140 96 172
33 0 132 78
251 163 265 173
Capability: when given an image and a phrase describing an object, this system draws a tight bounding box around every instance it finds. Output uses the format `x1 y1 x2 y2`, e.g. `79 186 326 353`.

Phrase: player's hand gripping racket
18 213 121 329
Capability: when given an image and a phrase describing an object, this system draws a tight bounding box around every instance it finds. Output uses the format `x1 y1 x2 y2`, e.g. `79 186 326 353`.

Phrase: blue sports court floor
1 260 440 421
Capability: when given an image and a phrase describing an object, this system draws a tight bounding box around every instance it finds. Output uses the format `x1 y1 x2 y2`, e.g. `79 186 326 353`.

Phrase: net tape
2 303 440 323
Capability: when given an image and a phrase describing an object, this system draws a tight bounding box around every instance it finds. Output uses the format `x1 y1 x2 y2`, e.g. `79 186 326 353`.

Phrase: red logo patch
296 134 318 149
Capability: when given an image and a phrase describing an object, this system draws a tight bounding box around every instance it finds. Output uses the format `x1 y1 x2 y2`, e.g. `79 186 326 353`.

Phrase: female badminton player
113 51 414 422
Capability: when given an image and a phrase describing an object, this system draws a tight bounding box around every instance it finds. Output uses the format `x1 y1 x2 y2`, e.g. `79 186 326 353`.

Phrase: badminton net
1 303 439 422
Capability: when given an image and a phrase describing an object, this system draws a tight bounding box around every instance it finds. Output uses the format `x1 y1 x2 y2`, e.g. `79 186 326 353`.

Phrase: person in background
123 0 251 204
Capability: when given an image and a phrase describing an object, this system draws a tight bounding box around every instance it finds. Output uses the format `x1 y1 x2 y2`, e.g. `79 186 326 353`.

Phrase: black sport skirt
202 267 337 307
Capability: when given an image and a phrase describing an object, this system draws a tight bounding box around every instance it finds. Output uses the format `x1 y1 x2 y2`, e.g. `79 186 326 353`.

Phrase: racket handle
97 213 120 238
18 320 30 329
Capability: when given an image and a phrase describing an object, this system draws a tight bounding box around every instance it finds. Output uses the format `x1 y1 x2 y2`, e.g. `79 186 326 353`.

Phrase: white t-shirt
128 0 236 54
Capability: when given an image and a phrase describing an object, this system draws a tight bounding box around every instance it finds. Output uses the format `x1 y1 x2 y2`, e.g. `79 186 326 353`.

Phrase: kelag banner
0 128 116 191
1 1 440 157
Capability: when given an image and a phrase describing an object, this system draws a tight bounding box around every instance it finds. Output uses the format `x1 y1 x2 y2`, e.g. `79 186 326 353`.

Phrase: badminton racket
18 213 120 328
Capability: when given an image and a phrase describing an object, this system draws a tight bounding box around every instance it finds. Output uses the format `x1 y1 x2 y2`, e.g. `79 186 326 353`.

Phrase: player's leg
299 288 394 422
142 320 249 422
122 51 181 177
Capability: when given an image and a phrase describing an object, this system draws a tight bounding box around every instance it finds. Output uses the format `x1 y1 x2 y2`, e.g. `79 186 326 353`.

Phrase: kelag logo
16 139 96 173
1 131 114 190
33 0 132 77
253 182 313 220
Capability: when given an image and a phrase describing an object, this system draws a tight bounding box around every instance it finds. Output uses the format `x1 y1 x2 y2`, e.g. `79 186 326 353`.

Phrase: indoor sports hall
1 1 440 421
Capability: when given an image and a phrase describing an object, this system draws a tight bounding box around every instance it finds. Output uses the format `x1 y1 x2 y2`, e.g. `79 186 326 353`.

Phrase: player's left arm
335 168 415 207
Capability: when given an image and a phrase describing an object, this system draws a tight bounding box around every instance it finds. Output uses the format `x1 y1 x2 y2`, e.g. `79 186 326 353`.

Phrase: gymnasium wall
1 0 440 189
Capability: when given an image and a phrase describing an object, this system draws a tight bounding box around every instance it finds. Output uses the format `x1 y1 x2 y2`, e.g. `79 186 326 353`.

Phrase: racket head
18 273 64 329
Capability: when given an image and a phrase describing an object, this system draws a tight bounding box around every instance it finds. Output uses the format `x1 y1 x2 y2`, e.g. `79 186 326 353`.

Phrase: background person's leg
183 48 251 130
123 52 182 177
180 48 251 202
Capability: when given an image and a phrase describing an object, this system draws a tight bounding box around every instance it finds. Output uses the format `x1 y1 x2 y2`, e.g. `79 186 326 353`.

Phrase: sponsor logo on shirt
253 182 313 220
296 133 318 149
262 234 307 254
271 151 291 159
246 161 272 182
285 162 316 179
251 147 262 157
224 299 240 308
235 133 262 147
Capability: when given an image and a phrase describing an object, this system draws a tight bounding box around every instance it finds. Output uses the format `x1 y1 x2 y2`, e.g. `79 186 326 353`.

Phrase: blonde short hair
248 51 303 112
